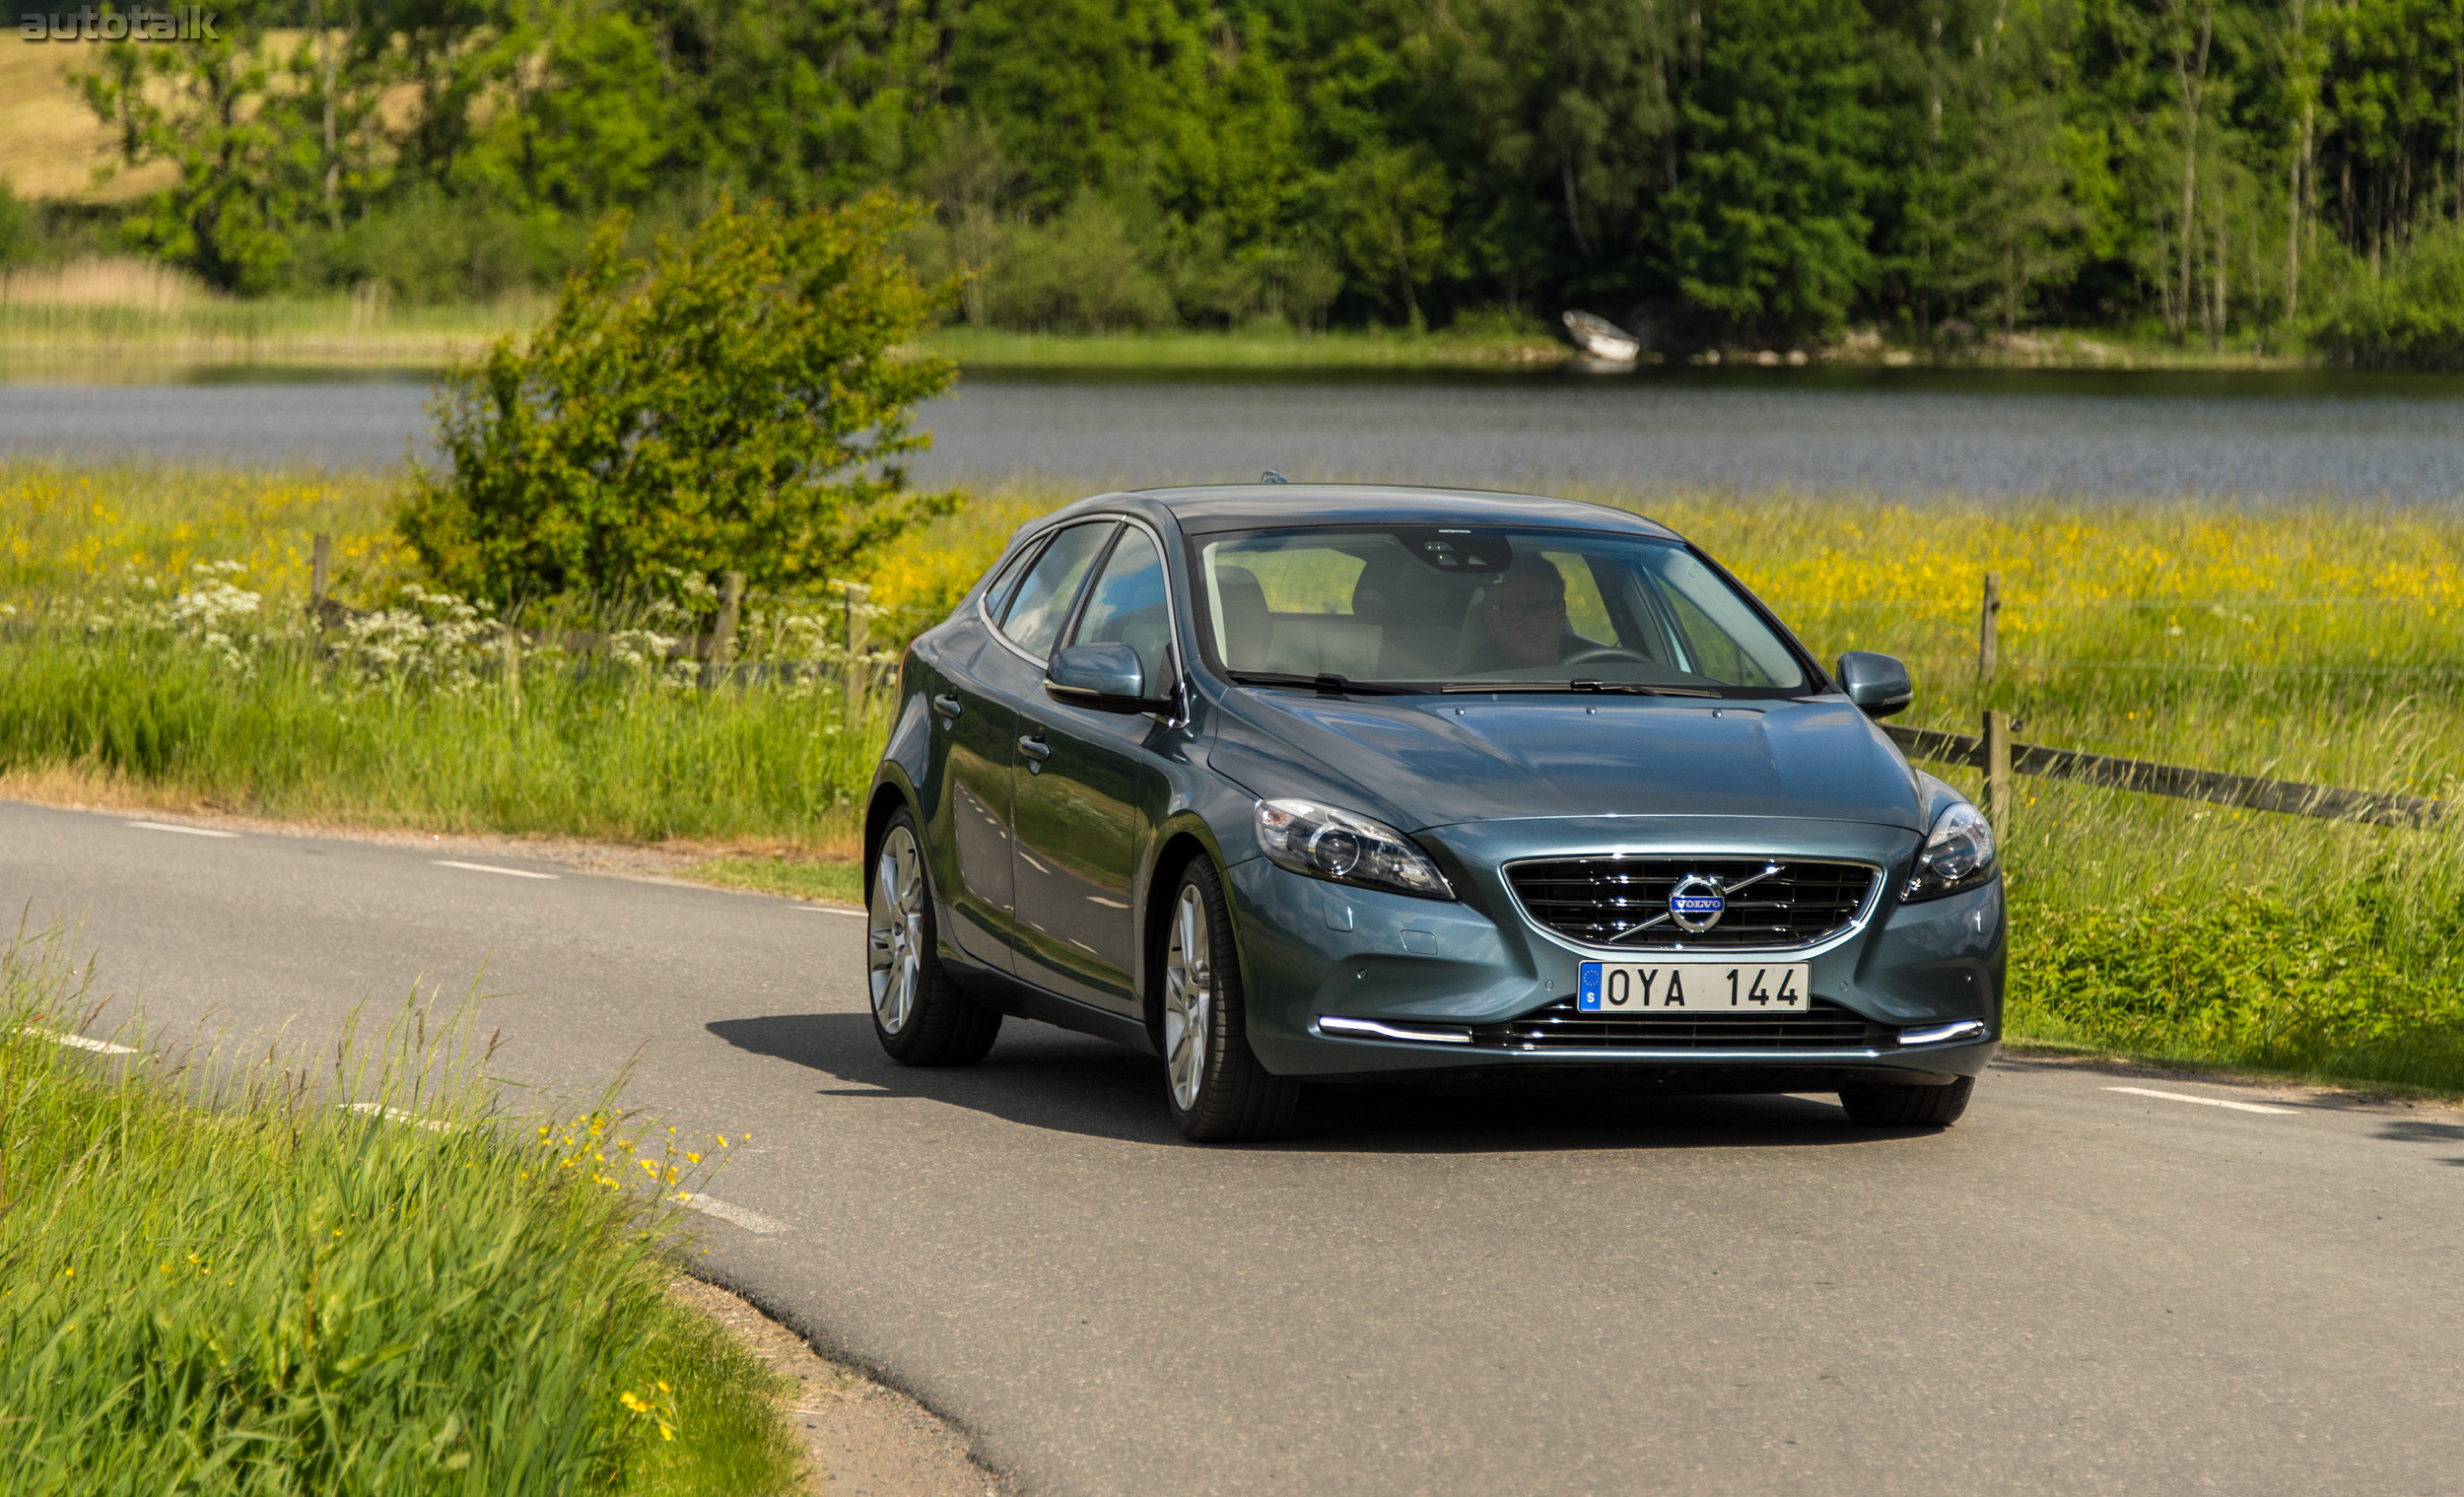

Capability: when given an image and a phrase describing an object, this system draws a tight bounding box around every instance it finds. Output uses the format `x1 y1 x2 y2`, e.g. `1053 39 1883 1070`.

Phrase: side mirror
1836 650 1912 719
1047 642 1176 714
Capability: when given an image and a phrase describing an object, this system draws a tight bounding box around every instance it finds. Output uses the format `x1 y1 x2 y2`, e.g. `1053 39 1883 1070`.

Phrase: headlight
1254 798 1454 900
1902 801 1997 902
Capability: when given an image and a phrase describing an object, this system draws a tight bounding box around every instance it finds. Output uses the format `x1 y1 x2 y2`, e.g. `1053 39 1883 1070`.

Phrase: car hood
1204 690 1928 835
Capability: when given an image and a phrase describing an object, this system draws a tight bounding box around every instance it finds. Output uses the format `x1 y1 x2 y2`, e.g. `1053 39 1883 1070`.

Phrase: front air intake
1469 995 1893 1052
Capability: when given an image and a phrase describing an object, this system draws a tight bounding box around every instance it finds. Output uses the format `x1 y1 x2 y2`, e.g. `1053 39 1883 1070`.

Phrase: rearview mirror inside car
1047 642 1177 714
1836 650 1913 719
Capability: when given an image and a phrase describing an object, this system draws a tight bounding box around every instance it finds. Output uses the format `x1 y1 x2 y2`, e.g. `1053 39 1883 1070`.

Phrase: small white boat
1561 309 1642 363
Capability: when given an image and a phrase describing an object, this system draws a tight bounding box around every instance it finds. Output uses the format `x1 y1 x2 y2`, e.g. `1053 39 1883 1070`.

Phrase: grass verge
682 854 865 906
0 932 801 1493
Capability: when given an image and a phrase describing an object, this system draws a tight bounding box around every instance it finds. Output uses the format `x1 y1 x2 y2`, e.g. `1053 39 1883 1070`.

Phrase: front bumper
1224 815 2004 1086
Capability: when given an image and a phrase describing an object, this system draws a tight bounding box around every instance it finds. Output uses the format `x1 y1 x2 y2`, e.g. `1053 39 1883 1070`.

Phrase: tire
1159 857 1302 1142
868 809 1001 1065
1838 1074 1974 1127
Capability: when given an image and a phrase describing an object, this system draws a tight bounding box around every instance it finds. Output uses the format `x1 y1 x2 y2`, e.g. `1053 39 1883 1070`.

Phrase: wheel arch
863 772 920 903
1140 818 1243 1043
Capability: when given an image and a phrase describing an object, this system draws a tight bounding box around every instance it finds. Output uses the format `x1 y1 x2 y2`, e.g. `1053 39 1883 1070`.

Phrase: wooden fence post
843 583 871 712
713 571 745 666
1978 571 2000 679
1982 708 2013 828
309 532 332 623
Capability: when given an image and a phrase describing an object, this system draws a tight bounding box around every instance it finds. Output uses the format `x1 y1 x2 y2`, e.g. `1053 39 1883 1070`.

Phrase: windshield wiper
1442 679 1723 698
1227 670 1420 697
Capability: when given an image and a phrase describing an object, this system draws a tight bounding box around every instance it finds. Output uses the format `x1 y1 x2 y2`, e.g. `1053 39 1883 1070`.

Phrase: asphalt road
8 797 2461 1496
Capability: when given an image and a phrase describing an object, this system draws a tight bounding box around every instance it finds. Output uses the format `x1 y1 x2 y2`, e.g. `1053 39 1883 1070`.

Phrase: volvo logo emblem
1668 874 1727 933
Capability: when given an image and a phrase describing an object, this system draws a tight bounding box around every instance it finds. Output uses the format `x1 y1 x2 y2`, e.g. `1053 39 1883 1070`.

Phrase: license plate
1577 962 1811 1013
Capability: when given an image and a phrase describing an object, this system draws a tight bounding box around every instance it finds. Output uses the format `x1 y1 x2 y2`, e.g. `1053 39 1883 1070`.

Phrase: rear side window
982 538 1044 620
1069 527 1171 688
998 521 1116 659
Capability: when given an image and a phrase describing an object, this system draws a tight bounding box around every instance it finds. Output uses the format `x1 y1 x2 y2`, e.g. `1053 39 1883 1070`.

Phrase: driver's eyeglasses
1489 599 1566 624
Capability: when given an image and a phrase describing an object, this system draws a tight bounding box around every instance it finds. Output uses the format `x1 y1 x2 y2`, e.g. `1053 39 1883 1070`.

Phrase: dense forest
39 0 2464 354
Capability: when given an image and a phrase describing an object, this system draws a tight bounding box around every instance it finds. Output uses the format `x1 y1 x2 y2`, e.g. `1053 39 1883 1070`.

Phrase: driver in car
1469 555 1592 670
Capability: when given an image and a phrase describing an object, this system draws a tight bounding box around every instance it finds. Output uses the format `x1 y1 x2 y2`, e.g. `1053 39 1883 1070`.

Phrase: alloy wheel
1163 884 1212 1111
868 825 925 1036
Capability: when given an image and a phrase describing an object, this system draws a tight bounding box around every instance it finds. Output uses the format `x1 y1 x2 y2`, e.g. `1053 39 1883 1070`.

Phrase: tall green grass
1638 492 2464 1086
6 461 2463 1088
0 932 801 1493
0 624 893 846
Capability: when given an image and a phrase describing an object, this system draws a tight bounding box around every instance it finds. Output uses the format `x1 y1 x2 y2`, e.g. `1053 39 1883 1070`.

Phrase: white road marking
684 1193 789 1234
22 1027 138 1055
341 1101 454 1132
130 821 238 839
2106 1085 2297 1116
433 859 559 880
799 905 865 918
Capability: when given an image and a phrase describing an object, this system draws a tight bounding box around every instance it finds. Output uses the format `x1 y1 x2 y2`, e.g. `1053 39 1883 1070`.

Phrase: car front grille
1505 855 1881 951
1468 995 1894 1052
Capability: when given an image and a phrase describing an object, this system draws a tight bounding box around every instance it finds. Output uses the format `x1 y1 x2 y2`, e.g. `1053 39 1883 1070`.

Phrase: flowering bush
333 583 500 691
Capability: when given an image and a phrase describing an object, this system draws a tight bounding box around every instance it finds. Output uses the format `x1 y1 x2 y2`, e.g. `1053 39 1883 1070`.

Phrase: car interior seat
1355 554 1476 679
1213 565 1272 670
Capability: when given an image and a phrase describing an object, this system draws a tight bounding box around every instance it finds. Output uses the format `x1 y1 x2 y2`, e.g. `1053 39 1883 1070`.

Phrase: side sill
953 966 1159 1057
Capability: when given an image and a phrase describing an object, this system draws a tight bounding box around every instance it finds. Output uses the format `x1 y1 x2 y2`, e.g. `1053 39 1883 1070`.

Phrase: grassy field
3 458 2461 1090
0 929 801 1494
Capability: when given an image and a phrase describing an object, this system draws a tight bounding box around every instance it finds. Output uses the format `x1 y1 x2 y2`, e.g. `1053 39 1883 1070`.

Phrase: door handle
1016 732 1053 769
932 694 964 720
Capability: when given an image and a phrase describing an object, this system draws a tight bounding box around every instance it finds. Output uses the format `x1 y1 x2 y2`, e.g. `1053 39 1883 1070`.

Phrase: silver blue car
863 485 2004 1141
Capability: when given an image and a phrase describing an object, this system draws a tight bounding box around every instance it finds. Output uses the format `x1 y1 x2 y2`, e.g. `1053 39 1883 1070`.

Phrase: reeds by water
0 259 543 370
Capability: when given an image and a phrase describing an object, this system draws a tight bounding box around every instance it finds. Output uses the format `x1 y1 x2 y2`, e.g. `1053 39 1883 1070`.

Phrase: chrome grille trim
1504 854 1883 953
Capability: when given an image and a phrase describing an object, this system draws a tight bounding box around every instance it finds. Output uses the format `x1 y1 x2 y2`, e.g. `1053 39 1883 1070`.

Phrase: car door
1010 522 1175 1017
942 519 1118 968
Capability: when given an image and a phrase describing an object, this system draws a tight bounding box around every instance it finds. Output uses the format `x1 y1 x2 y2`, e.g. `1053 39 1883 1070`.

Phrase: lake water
2 367 2460 502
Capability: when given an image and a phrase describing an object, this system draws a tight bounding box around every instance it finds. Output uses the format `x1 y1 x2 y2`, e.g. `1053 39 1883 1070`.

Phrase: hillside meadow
3 458 2461 1090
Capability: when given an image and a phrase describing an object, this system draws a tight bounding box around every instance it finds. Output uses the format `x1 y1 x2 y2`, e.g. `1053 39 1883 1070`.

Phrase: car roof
1096 484 1682 540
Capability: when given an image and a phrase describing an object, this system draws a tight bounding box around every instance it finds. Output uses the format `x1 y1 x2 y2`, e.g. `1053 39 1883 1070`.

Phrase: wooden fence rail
1886 714 2446 830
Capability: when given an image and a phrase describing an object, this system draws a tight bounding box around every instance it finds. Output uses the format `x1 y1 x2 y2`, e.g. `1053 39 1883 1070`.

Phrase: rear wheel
869 810 1000 1065
1838 1075 1974 1127
1161 858 1301 1142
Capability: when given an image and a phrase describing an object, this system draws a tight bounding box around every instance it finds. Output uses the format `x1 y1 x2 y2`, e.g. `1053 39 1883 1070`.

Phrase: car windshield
1193 524 1810 696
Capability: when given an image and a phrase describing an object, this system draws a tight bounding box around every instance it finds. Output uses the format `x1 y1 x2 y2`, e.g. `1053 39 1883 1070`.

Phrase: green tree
76 1 318 292
1950 95 2090 334
400 194 961 605
1661 0 1884 342
466 7 673 214
1330 145 1453 326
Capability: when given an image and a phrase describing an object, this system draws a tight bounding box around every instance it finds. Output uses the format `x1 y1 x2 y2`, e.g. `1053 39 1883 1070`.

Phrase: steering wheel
1559 645 1656 669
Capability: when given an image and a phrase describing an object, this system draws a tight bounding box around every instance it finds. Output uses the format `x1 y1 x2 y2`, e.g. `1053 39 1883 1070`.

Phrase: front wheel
1838 1074 1974 1127
869 809 1001 1065
1160 858 1301 1142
